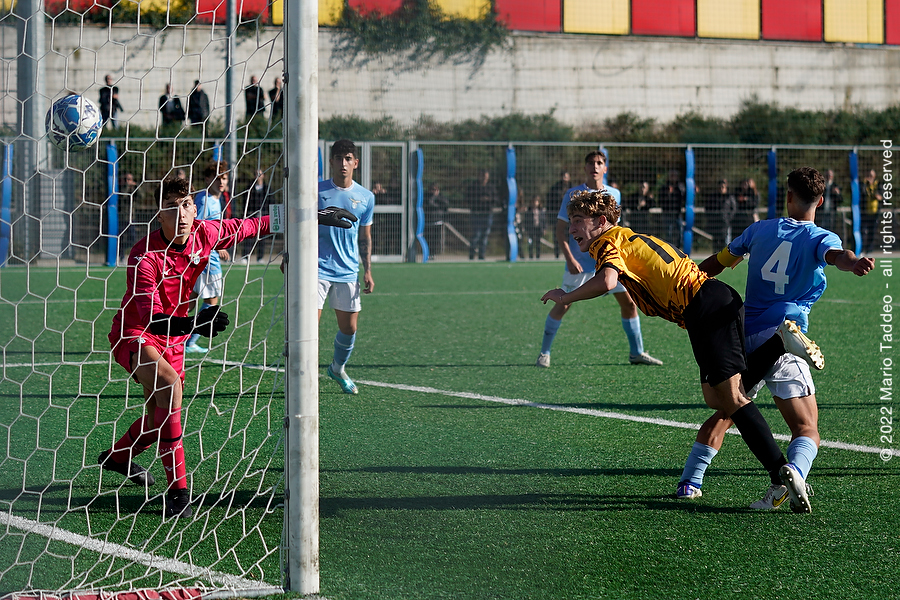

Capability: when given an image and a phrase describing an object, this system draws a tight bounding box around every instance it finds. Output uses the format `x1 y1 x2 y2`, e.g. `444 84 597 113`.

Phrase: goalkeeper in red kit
101 175 355 518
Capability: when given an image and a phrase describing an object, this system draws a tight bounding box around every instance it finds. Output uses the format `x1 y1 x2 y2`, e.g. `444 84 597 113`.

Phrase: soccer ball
45 94 103 151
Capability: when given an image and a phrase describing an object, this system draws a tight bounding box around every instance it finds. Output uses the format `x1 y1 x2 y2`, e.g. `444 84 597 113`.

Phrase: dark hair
330 139 358 159
584 150 607 165
158 176 191 206
787 167 825 206
203 159 230 182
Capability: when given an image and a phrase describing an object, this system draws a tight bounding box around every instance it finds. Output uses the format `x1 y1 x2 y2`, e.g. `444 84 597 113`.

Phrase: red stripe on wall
495 0 561 32
761 0 822 41
196 0 269 24
887 0 900 44
631 0 695 36
348 0 405 16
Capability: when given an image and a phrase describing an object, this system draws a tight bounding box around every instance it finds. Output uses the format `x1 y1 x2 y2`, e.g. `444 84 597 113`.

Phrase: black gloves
318 206 357 229
149 306 230 338
192 306 230 338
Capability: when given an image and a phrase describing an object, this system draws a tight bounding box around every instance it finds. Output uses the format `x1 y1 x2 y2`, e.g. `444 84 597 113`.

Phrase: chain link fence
0 141 886 266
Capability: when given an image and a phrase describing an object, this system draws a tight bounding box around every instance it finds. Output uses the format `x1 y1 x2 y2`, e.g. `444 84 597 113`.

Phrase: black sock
743 334 785 393
730 402 787 485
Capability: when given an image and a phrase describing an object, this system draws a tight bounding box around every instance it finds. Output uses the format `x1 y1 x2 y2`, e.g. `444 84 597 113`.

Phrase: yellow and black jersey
588 226 708 327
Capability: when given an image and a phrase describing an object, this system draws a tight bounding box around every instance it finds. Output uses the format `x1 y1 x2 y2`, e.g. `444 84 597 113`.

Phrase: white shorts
193 270 223 300
747 330 815 400
318 280 361 313
561 270 627 295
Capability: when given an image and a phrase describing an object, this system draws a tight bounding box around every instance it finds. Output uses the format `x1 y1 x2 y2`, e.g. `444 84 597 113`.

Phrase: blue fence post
849 149 862 255
0 143 11 268
767 147 778 219
106 142 119 266
506 145 518 262
317 146 324 182
414 147 429 263
599 145 609 187
213 143 221 163
684 146 695 255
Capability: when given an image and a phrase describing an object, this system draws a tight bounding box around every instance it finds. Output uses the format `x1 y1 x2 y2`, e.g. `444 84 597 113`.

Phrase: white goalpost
0 0 318 596
281 0 321 595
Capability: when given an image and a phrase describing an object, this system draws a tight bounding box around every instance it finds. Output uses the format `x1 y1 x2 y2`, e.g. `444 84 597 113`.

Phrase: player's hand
854 257 875 276
363 271 375 294
566 260 583 275
219 249 230 261
194 306 230 338
319 207 357 229
541 289 566 305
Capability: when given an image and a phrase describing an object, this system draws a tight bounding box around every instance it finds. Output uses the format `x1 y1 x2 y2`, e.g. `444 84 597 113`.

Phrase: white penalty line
0 512 279 592
356 379 900 458
8 360 897 457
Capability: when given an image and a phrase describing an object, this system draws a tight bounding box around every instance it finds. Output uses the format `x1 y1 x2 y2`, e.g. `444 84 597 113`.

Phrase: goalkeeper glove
318 206 357 229
149 306 230 338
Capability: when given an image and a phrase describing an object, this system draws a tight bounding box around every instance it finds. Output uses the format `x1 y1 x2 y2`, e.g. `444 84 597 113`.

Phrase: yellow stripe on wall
562 0 630 35
697 0 760 39
825 0 884 43
434 0 491 20
319 0 344 25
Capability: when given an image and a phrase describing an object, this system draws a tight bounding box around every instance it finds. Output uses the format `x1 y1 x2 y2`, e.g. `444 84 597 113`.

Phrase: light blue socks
787 436 819 479
680 442 719 487
540 315 562 355
621 316 643 356
333 331 356 373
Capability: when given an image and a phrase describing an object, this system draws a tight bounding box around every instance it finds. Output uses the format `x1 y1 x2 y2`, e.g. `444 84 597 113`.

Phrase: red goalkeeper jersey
109 216 269 344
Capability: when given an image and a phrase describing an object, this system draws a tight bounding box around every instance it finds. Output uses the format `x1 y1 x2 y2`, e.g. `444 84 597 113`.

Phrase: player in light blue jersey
677 167 873 513
318 139 375 394
186 161 230 353
534 150 662 368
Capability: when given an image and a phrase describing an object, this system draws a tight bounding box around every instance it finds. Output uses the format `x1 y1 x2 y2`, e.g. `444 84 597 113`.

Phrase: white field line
3 358 896 585
352 379 900 458
0 512 280 591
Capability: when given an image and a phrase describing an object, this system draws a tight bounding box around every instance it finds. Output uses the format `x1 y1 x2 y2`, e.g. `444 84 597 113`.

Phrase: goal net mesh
1 2 288 596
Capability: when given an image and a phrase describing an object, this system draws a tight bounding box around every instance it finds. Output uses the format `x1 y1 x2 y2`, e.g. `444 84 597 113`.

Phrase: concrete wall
2 24 898 131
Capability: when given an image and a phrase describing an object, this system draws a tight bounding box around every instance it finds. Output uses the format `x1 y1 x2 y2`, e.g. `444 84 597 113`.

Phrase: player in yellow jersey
541 190 789 498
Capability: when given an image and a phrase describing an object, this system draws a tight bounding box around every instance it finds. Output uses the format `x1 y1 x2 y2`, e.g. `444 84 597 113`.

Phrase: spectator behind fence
467 170 500 260
705 179 737 250
625 180 654 232
99 74 123 129
242 169 272 263
159 84 185 126
547 170 571 258
269 77 283 123
816 169 843 231
863 168 883 253
658 171 686 246
523 195 547 259
188 80 210 125
245 75 266 121
423 182 449 255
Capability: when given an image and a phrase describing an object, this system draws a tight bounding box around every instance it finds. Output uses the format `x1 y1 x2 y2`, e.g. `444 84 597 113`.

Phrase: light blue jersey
557 183 622 272
318 179 375 283
728 218 842 336
194 189 223 276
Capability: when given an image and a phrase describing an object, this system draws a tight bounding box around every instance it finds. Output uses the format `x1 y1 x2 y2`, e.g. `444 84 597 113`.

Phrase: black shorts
682 278 746 387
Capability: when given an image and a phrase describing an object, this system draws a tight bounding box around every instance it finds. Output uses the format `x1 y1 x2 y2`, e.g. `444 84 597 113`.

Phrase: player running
676 167 873 512
535 150 662 368
541 190 789 506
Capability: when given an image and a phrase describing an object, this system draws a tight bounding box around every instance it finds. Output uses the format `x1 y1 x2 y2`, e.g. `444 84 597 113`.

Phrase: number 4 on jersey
761 240 792 294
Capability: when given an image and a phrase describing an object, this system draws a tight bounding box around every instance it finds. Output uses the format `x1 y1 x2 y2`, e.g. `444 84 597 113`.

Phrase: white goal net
1 2 293 596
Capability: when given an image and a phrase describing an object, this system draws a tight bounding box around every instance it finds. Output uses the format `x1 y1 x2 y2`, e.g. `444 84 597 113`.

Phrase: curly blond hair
567 190 620 225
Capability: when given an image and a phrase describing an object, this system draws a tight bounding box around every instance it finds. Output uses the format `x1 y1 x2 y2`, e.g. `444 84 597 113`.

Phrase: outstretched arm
825 248 874 276
542 266 618 305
